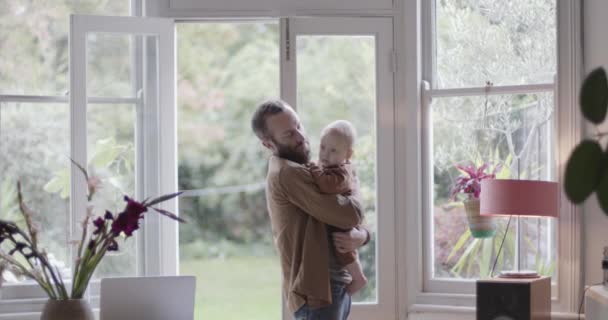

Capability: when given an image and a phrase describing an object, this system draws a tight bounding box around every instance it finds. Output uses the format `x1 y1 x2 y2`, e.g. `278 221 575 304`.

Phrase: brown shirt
265 156 363 313
308 163 353 195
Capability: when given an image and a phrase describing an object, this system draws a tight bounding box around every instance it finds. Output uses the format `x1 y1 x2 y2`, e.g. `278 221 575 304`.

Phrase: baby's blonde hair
321 120 357 149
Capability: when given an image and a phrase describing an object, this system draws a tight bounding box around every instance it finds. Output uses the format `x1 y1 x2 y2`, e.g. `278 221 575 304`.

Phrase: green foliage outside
433 0 557 278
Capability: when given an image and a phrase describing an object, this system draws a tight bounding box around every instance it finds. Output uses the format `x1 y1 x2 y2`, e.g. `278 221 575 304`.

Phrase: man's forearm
355 225 371 247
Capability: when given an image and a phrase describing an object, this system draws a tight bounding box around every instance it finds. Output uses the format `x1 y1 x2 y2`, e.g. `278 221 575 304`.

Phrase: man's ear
347 148 354 160
262 139 275 152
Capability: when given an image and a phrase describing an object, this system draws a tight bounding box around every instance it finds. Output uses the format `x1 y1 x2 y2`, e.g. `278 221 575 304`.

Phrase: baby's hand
306 162 320 169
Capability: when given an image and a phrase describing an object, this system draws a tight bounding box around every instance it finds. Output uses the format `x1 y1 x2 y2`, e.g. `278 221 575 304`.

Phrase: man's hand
332 227 369 253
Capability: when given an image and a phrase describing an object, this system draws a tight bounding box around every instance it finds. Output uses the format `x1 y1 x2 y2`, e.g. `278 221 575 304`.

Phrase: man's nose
294 130 305 143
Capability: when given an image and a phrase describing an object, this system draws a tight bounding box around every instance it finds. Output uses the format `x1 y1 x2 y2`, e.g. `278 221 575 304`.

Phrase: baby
308 120 367 295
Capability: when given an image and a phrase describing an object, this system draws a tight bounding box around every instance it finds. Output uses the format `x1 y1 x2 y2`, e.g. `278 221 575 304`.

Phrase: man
251 99 370 320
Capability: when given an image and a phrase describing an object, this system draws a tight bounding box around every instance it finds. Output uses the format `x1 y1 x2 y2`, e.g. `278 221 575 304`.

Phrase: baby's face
318 132 351 167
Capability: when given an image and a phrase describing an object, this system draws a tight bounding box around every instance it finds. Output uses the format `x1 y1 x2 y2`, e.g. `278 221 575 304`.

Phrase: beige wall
583 0 608 286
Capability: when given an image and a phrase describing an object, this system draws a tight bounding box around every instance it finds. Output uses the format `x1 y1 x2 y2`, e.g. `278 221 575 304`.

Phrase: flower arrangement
450 163 502 201
0 162 184 299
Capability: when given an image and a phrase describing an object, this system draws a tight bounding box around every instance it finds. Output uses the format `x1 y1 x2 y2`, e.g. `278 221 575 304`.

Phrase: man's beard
272 139 310 164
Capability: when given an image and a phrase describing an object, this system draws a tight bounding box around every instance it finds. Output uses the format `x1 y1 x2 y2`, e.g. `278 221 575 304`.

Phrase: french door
281 17 396 320
71 15 396 319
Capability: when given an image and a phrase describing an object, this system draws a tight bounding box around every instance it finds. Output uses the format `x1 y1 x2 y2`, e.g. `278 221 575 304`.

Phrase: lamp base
499 270 540 279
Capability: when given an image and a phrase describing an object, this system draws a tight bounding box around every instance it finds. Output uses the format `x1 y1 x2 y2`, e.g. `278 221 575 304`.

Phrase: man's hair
251 99 289 140
321 120 357 149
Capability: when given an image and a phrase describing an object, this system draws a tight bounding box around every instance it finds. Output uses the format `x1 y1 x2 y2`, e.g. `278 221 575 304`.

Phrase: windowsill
0 295 100 317
0 309 100 320
408 304 582 320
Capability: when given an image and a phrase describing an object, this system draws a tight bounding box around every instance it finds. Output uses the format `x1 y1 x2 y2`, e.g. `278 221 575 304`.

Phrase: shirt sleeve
279 164 363 229
309 164 352 194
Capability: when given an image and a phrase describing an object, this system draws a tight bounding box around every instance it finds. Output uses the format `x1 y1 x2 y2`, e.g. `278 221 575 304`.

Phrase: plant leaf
152 207 186 223
447 229 471 262
144 191 183 207
580 67 608 124
480 238 493 276
565 140 604 203
596 165 608 215
69 158 89 181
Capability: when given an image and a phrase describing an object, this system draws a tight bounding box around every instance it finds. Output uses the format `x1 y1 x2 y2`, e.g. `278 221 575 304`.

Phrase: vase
40 299 94 320
463 198 496 238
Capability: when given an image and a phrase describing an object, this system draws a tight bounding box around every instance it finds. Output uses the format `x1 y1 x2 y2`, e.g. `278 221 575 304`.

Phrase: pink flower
87 176 102 199
450 163 502 200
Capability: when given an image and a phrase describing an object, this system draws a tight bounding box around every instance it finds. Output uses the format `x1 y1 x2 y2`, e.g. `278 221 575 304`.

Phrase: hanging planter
463 198 496 238
451 163 502 239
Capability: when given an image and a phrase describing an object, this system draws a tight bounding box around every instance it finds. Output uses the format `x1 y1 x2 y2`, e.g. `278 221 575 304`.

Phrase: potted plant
0 162 184 320
451 163 501 238
565 67 608 214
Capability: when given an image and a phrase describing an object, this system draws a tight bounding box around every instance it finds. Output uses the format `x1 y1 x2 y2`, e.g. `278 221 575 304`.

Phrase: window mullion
0 95 141 105
426 83 555 99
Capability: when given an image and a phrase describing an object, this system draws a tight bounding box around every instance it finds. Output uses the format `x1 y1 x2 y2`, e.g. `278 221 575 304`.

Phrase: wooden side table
476 276 551 320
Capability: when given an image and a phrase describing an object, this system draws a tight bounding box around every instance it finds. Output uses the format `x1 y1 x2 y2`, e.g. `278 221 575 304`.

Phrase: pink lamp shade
480 179 559 218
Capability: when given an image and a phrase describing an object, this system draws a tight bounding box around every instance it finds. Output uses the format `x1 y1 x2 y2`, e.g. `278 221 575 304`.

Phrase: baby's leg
346 251 367 295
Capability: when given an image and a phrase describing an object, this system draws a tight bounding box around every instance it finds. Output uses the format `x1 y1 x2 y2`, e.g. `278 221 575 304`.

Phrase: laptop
100 275 196 320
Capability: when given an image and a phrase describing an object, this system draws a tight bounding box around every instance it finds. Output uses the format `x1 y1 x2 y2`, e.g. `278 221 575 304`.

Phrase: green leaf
152 207 187 223
580 67 608 124
466 240 481 276
480 238 493 276
451 238 479 276
565 140 603 203
596 165 608 215
447 228 471 262
70 158 89 181
43 177 63 193
144 192 183 207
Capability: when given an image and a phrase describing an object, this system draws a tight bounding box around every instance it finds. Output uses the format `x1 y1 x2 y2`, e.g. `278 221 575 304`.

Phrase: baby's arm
308 163 352 194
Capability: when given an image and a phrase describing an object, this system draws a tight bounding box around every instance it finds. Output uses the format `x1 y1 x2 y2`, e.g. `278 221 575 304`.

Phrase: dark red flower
124 196 147 216
104 210 114 220
111 197 148 237
107 239 119 251
92 217 105 235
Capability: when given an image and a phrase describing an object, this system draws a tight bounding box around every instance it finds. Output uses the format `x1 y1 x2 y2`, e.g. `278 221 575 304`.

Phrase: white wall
583 0 608 286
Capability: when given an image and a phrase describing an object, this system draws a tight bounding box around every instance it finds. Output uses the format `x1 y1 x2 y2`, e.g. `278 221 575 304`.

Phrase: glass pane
0 1 130 95
87 34 133 97
87 103 136 277
435 0 556 88
431 92 556 279
297 35 377 302
0 103 70 282
177 22 280 320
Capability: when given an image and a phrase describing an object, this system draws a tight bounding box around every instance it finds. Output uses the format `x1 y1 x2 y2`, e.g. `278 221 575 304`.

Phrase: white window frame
0 7 179 320
0 0 141 306
402 0 583 317
69 14 177 279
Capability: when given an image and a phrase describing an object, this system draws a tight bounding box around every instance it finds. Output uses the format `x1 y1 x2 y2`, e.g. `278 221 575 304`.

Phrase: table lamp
480 179 558 278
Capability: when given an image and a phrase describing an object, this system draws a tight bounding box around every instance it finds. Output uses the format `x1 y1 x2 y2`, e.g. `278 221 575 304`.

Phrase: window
176 21 281 320
0 0 134 293
423 0 557 293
